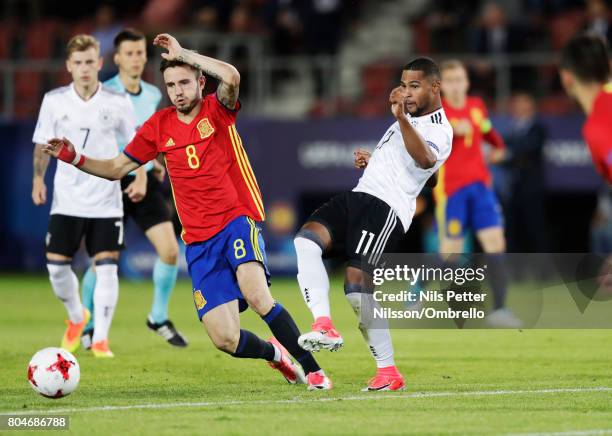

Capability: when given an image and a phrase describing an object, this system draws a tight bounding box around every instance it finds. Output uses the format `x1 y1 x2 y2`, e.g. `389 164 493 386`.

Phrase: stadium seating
25 20 61 59
14 71 43 118
354 61 397 117
0 21 17 59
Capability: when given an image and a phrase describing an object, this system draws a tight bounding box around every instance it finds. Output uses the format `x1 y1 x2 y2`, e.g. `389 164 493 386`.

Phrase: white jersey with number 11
353 108 453 232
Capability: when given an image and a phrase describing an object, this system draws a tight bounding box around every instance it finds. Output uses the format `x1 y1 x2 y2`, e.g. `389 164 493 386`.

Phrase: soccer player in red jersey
42 33 331 390
560 33 612 184
437 60 521 328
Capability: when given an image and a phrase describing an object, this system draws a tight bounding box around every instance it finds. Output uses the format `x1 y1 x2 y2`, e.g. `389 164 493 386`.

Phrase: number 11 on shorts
355 230 375 255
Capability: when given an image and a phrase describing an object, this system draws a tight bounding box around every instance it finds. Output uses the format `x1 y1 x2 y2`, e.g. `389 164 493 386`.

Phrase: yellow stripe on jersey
228 125 266 219
233 127 263 192
233 125 265 218
247 217 263 262
433 165 447 245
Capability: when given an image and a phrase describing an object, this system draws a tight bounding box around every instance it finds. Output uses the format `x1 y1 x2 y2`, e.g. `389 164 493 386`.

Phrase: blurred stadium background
1 0 610 278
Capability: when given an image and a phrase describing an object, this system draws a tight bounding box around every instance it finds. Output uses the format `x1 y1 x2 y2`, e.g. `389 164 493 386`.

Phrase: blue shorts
438 182 503 238
186 215 270 320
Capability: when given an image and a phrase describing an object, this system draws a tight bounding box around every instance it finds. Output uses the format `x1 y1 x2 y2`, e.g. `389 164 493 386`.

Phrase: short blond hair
439 59 466 73
66 34 100 58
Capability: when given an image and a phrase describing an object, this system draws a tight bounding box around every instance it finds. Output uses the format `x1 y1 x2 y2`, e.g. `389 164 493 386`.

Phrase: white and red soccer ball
27 347 80 398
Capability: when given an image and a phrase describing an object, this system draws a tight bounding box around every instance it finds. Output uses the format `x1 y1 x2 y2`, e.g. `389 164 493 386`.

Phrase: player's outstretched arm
390 87 436 169
42 137 139 181
483 126 506 164
153 33 240 109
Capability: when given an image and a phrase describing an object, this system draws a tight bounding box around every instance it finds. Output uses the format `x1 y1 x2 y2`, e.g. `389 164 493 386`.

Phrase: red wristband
56 140 85 167
74 154 86 167
57 142 76 164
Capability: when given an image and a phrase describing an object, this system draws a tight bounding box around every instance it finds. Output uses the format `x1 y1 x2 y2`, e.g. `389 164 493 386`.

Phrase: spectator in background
141 0 187 29
584 0 612 46
92 4 123 81
190 0 234 31
92 4 123 58
503 92 549 253
469 2 526 54
263 0 303 94
265 0 302 57
298 0 345 101
229 2 260 34
424 0 480 52
469 2 539 96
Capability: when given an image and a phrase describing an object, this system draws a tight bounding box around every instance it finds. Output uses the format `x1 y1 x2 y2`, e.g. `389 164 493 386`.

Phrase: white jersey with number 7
32 82 137 218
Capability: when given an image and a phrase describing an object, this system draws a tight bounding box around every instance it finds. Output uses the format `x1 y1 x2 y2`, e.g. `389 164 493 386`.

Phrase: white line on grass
506 430 612 436
2 386 611 416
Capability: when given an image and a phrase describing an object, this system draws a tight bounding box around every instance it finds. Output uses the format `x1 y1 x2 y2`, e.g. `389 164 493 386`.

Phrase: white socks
294 236 331 319
92 263 119 343
294 235 396 368
47 263 83 323
345 292 396 368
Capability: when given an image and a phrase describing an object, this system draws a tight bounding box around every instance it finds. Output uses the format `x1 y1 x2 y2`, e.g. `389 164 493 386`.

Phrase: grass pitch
1 274 612 435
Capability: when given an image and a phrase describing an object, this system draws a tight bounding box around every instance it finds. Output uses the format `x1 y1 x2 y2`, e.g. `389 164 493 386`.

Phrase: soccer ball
27 347 80 398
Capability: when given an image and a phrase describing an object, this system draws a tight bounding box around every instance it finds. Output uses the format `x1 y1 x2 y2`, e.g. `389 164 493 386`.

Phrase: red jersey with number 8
123 94 265 244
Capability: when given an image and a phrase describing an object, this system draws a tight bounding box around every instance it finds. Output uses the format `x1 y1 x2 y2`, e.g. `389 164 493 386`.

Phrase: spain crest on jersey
193 289 206 310
197 118 214 139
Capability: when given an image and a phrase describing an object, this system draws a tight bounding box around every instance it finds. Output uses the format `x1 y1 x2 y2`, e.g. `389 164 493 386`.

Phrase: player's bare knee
93 251 120 262
46 253 72 263
440 238 464 254
484 241 505 253
160 242 179 265
211 331 240 353
345 268 363 283
295 222 331 254
478 228 506 253
236 263 273 312
244 290 273 316
488 236 506 253
205 319 240 353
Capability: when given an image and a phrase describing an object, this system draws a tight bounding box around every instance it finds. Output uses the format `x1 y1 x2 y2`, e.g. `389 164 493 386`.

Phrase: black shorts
308 191 404 271
46 214 125 257
121 172 171 232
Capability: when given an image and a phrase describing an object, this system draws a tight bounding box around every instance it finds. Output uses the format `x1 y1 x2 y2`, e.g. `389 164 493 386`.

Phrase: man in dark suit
503 92 549 254
469 2 527 54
